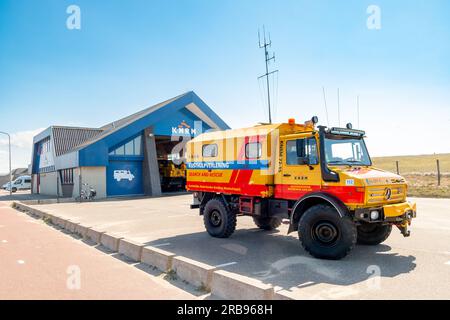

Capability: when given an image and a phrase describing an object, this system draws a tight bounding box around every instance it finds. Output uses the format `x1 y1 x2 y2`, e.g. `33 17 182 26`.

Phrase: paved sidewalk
0 202 195 299
21 194 450 299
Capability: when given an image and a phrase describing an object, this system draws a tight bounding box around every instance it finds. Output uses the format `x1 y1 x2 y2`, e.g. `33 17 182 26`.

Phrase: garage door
107 160 143 196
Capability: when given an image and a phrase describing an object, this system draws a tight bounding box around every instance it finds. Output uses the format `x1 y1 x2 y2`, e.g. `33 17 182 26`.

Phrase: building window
60 168 74 185
109 135 143 156
245 142 262 159
38 137 51 155
202 144 218 158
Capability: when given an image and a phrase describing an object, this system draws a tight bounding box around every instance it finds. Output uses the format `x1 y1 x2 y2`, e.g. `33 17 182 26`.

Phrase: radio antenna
258 26 278 124
337 88 341 127
322 86 330 127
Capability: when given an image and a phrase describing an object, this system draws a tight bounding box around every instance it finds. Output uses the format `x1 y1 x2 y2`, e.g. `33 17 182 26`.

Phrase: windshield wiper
327 160 347 164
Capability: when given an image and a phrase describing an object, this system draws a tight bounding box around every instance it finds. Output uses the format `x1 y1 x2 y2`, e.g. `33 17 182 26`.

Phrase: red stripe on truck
275 184 365 203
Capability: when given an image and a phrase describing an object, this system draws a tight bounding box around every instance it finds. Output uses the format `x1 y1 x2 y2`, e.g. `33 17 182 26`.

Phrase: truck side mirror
296 139 305 158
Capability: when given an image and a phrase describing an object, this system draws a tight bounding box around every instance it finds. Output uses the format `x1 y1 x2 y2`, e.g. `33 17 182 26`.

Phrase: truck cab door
275 135 322 200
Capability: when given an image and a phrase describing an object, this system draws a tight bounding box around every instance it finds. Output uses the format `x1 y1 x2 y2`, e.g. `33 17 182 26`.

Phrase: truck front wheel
203 198 236 238
298 204 356 260
357 223 392 245
253 216 282 230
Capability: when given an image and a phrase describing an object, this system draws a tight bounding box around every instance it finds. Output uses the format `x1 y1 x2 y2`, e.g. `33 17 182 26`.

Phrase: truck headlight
370 210 380 220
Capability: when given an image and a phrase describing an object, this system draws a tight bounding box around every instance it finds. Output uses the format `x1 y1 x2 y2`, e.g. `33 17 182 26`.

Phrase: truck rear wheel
253 216 282 230
357 223 392 245
203 198 236 238
298 204 356 260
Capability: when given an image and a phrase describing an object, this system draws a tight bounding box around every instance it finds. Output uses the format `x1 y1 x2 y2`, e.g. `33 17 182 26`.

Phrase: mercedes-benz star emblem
384 187 392 200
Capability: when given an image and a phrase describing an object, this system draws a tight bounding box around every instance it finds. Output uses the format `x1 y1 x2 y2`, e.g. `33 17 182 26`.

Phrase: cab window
286 137 318 165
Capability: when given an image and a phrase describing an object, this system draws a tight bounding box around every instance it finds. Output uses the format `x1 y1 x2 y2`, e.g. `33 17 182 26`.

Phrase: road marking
152 242 171 247
297 281 315 288
220 243 248 255
1 240 7 243
17 260 25 264
215 262 237 268
445 261 450 265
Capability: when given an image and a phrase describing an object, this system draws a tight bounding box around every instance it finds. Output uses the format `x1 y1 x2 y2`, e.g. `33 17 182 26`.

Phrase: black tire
357 223 392 245
253 216 282 230
203 198 236 238
298 204 356 260
12 187 17 193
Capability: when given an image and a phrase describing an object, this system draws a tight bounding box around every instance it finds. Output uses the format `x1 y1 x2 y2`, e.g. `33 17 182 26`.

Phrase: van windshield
324 135 371 166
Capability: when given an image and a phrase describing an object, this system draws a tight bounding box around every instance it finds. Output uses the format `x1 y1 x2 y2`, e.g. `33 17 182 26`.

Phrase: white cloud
0 128 45 175
0 128 45 148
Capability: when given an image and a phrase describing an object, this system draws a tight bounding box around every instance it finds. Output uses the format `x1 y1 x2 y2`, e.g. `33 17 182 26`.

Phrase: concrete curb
172 256 217 291
53 216 68 229
101 232 124 252
141 246 175 272
11 201 283 300
64 220 80 233
74 224 91 238
118 238 144 262
85 227 105 244
211 270 274 300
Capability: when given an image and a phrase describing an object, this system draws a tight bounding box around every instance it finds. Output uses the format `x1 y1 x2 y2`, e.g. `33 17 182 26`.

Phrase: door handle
283 174 291 177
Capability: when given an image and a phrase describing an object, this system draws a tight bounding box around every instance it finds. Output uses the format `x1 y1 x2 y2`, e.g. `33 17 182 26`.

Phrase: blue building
30 92 229 198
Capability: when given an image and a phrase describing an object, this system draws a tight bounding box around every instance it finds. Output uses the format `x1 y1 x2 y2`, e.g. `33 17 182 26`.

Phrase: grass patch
163 269 178 281
372 153 450 198
196 282 209 293
42 216 53 225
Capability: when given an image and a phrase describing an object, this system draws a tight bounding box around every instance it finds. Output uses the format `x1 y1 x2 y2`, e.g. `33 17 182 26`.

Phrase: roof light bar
329 127 365 137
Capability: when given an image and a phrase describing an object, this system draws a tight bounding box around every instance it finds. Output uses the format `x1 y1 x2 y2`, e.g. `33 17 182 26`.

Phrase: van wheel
203 198 236 238
12 187 17 193
298 204 356 260
253 216 282 230
357 223 392 245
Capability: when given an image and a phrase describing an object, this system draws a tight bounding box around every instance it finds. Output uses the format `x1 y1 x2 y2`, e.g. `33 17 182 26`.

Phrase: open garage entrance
155 136 186 192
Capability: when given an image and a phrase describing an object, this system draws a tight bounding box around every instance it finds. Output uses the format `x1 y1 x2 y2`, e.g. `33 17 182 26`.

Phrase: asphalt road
7 194 450 299
0 201 194 299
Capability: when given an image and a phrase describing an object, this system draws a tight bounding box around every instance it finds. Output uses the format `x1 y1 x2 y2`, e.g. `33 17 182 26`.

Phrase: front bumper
384 202 416 237
355 201 416 237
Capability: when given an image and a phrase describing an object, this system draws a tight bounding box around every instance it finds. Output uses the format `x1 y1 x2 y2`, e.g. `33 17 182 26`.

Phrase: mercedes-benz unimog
185 117 416 259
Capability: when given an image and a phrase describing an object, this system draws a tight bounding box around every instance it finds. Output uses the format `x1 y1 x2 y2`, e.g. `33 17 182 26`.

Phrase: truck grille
366 186 406 204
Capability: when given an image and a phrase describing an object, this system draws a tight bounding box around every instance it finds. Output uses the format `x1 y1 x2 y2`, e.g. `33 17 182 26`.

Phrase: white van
7 175 31 192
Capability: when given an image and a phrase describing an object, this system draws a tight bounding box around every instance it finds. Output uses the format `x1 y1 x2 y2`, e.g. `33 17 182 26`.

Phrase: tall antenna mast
322 86 330 126
337 88 341 127
258 26 278 124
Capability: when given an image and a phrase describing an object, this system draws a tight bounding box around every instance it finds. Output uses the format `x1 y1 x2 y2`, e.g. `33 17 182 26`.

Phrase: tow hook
396 211 414 237
397 222 411 237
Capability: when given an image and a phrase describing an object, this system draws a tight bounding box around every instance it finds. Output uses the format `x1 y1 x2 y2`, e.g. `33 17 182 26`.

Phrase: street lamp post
0 131 12 196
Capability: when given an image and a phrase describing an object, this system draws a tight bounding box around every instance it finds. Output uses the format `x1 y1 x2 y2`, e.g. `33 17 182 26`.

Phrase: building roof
72 92 188 152
33 91 230 164
52 126 104 156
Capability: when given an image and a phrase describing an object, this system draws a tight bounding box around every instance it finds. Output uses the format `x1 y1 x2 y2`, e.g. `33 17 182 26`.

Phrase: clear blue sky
0 0 449 172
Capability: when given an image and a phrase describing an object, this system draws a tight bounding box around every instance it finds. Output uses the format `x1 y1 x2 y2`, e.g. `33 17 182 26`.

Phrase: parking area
14 194 450 299
0 189 54 201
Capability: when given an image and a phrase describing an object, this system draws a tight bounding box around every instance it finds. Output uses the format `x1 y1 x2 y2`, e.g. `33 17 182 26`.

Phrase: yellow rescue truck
185 117 416 259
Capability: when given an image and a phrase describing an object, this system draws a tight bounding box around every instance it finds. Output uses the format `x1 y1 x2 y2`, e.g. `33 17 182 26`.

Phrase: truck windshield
324 135 371 166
